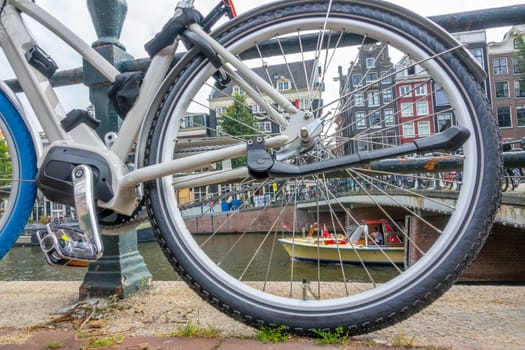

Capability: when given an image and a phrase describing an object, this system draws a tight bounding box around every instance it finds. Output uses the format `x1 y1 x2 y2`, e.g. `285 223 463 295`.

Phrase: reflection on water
0 242 179 281
0 246 87 281
0 234 397 283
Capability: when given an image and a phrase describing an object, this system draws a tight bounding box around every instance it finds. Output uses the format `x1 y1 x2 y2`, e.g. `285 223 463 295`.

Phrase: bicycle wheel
144 0 501 334
0 87 37 259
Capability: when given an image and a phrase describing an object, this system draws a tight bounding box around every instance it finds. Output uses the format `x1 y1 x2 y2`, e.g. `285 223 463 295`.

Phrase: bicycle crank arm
36 165 103 267
248 126 470 178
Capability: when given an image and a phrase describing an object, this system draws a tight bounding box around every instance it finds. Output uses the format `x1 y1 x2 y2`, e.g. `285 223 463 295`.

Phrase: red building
395 59 435 144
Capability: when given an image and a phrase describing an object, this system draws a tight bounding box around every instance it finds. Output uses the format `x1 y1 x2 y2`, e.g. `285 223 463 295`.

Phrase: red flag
322 224 330 237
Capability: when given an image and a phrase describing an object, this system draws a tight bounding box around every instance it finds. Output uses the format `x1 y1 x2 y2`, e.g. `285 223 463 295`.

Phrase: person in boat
371 226 384 245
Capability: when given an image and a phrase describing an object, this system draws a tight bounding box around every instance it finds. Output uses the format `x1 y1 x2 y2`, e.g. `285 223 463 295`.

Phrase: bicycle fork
36 165 103 267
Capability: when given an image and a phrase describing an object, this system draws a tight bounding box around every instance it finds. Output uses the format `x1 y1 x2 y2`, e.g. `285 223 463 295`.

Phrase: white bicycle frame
0 0 296 217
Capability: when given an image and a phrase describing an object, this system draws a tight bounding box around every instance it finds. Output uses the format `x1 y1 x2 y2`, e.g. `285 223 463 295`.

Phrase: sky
1 0 524 120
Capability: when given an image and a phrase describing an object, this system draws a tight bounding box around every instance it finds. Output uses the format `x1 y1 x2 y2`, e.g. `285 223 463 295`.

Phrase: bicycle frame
0 0 297 216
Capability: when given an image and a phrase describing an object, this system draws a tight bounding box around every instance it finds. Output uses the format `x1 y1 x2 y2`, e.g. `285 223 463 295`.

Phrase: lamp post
79 0 152 299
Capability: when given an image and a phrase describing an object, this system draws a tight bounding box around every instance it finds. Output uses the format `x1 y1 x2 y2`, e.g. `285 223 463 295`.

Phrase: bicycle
501 167 522 192
0 0 502 336
501 139 523 192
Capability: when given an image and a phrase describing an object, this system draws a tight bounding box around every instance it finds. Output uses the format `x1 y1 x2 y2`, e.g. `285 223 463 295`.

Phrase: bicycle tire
144 0 501 335
0 89 38 259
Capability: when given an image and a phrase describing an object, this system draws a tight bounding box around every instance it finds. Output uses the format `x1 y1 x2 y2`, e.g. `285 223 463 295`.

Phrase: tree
219 93 257 168
0 140 12 187
514 34 525 80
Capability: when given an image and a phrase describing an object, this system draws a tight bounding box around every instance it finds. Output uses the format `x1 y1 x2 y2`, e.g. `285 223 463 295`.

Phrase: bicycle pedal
36 224 97 267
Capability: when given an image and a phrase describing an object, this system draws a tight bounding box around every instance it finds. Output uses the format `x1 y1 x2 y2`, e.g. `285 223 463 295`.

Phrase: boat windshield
348 225 367 244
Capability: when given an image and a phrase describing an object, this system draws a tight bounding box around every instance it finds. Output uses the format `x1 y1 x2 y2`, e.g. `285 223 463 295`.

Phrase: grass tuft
313 326 349 345
256 325 291 343
168 321 220 338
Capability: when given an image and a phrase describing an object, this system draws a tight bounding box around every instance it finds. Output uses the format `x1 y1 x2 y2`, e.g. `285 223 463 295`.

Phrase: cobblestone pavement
0 281 523 349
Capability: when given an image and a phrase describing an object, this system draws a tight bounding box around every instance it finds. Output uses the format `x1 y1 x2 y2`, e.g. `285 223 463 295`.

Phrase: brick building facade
488 25 525 143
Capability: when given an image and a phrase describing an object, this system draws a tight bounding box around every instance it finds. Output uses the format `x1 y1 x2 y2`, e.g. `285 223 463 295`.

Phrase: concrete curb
0 281 523 349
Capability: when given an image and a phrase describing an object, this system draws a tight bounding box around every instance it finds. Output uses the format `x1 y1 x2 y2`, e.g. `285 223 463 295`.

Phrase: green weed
169 321 219 338
83 334 125 349
313 326 349 345
256 325 291 343
44 340 64 349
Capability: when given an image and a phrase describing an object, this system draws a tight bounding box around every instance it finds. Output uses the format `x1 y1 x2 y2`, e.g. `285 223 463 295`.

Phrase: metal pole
79 0 152 300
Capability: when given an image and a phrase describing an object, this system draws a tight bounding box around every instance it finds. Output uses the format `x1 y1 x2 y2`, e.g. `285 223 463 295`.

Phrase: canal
0 234 398 282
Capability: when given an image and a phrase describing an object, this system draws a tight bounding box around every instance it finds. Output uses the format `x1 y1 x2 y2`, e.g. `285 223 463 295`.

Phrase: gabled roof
210 60 317 99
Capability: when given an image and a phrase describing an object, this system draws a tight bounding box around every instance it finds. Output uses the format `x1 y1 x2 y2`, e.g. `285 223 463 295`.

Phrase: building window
493 57 508 75
366 57 376 68
215 107 226 116
400 102 414 117
415 84 427 96
470 48 484 67
368 91 380 107
495 81 509 98
416 101 429 116
382 89 393 103
437 113 453 132
384 109 394 126
369 112 381 128
517 106 525 127
380 71 392 84
497 106 512 128
251 104 262 113
385 130 397 146
355 111 366 129
402 122 415 137
434 84 449 105
233 86 245 95
354 92 365 106
352 74 363 86
399 85 412 97
256 121 272 133
183 116 194 128
193 186 206 201
418 121 431 136
366 72 378 83
514 80 525 98
277 79 290 91
513 58 522 75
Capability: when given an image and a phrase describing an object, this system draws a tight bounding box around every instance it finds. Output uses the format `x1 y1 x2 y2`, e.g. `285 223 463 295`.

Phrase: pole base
79 230 152 299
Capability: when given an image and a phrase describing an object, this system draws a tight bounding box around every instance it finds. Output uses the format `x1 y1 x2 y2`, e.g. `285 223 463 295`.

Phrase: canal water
0 234 397 282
